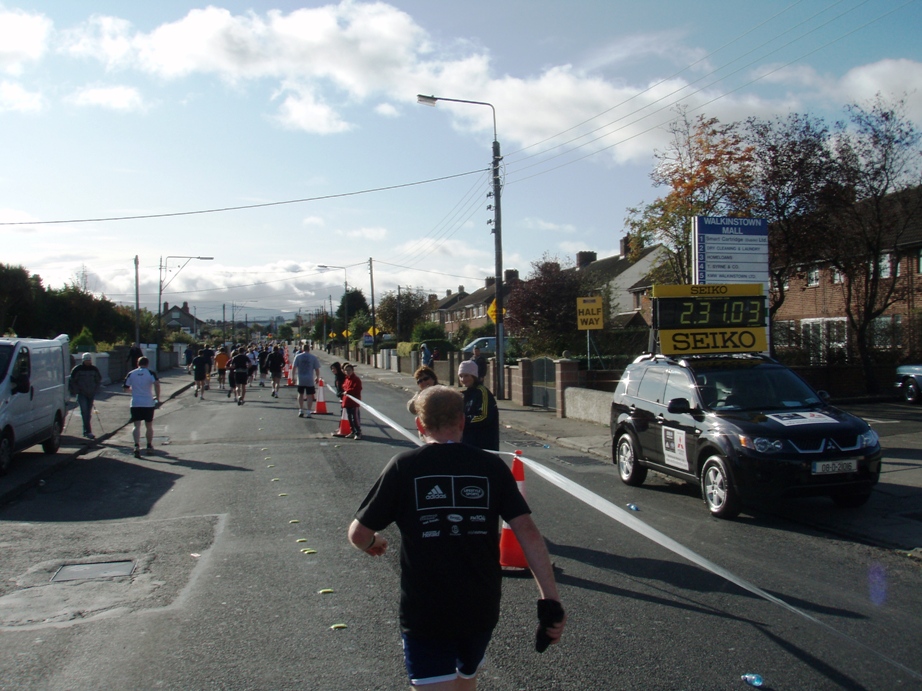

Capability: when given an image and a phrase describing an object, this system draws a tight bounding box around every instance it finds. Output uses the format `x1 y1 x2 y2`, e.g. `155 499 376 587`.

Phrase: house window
877 254 891 279
831 268 843 284
918 249 922 274
771 320 798 348
633 292 643 310
871 314 902 349
801 318 847 365
806 267 819 287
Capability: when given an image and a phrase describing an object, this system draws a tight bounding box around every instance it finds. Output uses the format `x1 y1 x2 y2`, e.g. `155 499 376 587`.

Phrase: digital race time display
654 296 766 330
651 283 769 355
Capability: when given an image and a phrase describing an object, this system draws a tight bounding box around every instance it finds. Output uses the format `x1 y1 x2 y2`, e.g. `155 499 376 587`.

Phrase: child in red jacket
341 363 363 440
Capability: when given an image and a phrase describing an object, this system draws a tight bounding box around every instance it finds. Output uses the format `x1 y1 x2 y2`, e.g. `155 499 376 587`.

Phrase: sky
2 0 921 325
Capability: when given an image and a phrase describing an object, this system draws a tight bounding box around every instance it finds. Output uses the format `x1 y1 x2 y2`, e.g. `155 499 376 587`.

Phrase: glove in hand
535 599 564 653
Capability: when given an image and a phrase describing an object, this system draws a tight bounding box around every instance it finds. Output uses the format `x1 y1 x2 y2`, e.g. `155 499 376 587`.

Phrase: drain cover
52 561 134 582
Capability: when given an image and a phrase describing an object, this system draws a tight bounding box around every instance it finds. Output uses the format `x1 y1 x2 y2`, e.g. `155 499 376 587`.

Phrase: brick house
771 187 922 363
441 270 521 340
161 301 207 337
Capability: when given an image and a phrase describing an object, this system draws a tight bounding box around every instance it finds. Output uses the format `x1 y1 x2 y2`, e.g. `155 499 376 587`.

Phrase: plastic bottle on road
741 673 763 687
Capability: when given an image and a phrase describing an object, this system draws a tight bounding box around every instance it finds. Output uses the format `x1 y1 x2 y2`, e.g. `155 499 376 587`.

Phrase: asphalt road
1 377 920 690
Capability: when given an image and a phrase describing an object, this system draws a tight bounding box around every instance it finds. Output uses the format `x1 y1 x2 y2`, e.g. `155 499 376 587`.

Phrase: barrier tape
341 387 922 681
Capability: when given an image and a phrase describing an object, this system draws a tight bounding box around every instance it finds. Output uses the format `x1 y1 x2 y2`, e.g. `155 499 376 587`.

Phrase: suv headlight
859 429 879 449
739 435 783 453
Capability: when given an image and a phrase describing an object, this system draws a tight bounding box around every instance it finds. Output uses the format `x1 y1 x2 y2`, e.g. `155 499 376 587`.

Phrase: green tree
412 321 446 343
0 264 41 335
377 288 431 341
505 255 588 356
277 323 294 341
825 95 922 392
71 326 96 353
626 107 755 284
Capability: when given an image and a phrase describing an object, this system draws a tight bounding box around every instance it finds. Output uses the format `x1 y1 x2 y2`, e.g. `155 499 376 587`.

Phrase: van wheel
615 433 647 486
0 433 13 475
41 414 63 454
701 455 740 519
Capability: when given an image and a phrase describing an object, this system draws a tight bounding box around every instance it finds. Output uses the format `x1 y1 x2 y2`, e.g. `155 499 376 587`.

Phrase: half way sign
577 296 604 330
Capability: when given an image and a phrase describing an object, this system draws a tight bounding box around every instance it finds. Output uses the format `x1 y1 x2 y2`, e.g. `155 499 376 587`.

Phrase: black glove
535 599 564 653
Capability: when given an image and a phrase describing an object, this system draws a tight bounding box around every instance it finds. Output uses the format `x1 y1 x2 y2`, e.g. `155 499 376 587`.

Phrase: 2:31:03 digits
678 298 765 327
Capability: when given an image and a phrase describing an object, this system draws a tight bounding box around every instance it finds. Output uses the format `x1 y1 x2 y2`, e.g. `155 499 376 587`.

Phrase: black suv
610 353 881 518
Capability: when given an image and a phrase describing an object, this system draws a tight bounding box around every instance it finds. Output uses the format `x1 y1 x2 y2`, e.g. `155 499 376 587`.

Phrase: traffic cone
286 365 294 387
500 456 529 572
332 407 352 437
314 377 328 414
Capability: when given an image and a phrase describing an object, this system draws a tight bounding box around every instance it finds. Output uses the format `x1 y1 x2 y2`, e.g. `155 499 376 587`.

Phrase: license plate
812 459 858 475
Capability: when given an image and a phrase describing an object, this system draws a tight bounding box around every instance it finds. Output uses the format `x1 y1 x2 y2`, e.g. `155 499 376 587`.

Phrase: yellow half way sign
577 296 604 330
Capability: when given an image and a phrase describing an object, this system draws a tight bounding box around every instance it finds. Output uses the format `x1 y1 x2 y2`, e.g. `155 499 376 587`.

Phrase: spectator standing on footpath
184 343 195 368
420 342 432 367
190 349 209 399
291 344 320 418
123 356 161 458
341 362 363 439
127 343 143 370
68 353 102 439
329 362 347 400
348 385 564 689
407 365 438 416
458 360 500 451
470 346 488 380
266 345 285 398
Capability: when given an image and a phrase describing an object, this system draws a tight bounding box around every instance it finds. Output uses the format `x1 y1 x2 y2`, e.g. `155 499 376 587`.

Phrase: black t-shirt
191 355 208 379
266 351 285 373
355 443 529 637
231 353 250 372
462 385 500 451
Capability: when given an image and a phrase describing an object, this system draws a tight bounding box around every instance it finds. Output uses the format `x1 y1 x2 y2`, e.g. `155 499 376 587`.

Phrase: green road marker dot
318 589 334 594
278 493 288 497
330 623 347 630
296 538 307 543
301 548 317 554
289 519 300 523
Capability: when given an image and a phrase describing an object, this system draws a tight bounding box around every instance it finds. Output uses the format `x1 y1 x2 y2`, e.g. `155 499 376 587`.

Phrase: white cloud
835 59 922 118
69 85 144 111
0 80 43 112
61 15 134 69
0 9 52 76
301 215 325 227
522 217 577 234
338 226 387 241
375 102 399 117
271 82 351 133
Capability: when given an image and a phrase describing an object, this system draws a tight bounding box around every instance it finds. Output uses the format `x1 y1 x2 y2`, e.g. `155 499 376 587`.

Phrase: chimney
621 235 643 256
485 277 496 289
428 293 437 303
458 285 464 294
576 251 597 269
445 289 453 297
162 301 169 313
182 301 190 313
504 268 519 282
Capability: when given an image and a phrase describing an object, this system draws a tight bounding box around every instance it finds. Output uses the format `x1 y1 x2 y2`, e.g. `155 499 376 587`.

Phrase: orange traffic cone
314 377 328 414
286 365 294 387
332 407 351 437
500 455 529 572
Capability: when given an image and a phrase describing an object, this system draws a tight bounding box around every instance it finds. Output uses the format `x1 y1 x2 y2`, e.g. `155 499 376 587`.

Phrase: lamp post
318 264 348 360
417 94 505 398
157 256 213 354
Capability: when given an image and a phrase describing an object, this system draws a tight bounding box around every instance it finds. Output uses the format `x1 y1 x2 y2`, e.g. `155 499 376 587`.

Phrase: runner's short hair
416 385 463 432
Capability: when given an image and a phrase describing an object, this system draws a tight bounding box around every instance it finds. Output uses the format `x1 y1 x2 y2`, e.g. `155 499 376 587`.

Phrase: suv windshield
692 362 821 411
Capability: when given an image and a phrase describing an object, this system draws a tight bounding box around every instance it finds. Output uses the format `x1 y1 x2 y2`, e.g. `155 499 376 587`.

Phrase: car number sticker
812 459 858 475
766 412 838 426
662 427 689 470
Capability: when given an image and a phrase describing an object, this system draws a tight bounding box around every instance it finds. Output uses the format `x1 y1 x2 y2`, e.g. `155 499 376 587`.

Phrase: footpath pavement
2 354 920 555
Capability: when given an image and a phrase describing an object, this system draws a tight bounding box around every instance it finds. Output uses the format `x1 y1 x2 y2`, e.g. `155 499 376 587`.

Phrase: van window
0 344 13 381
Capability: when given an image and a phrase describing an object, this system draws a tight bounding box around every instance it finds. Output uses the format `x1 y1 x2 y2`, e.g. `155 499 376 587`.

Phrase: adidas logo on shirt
426 485 447 500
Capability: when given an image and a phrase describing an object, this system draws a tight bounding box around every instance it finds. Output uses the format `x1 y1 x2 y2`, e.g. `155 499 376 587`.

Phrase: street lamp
158 255 213 352
417 93 505 398
318 264 348 359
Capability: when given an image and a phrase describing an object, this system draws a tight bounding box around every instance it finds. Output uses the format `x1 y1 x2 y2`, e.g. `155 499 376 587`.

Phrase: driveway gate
532 357 556 410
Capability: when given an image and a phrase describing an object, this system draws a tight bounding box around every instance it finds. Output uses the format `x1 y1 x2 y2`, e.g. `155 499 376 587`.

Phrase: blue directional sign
692 216 769 287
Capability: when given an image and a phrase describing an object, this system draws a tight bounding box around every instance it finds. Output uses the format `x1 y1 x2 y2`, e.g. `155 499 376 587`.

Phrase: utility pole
134 255 141 345
396 285 401 342
369 257 377 368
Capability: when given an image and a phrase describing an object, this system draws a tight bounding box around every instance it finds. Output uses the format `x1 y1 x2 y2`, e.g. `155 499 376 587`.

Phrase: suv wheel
701 455 740 519
902 378 920 404
615 433 647 486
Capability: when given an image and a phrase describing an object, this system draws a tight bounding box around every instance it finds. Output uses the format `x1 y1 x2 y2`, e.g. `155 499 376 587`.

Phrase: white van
0 335 69 474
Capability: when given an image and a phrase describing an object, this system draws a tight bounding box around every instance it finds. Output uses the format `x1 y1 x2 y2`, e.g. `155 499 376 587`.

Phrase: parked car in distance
895 364 922 403
460 336 517 357
610 353 881 518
